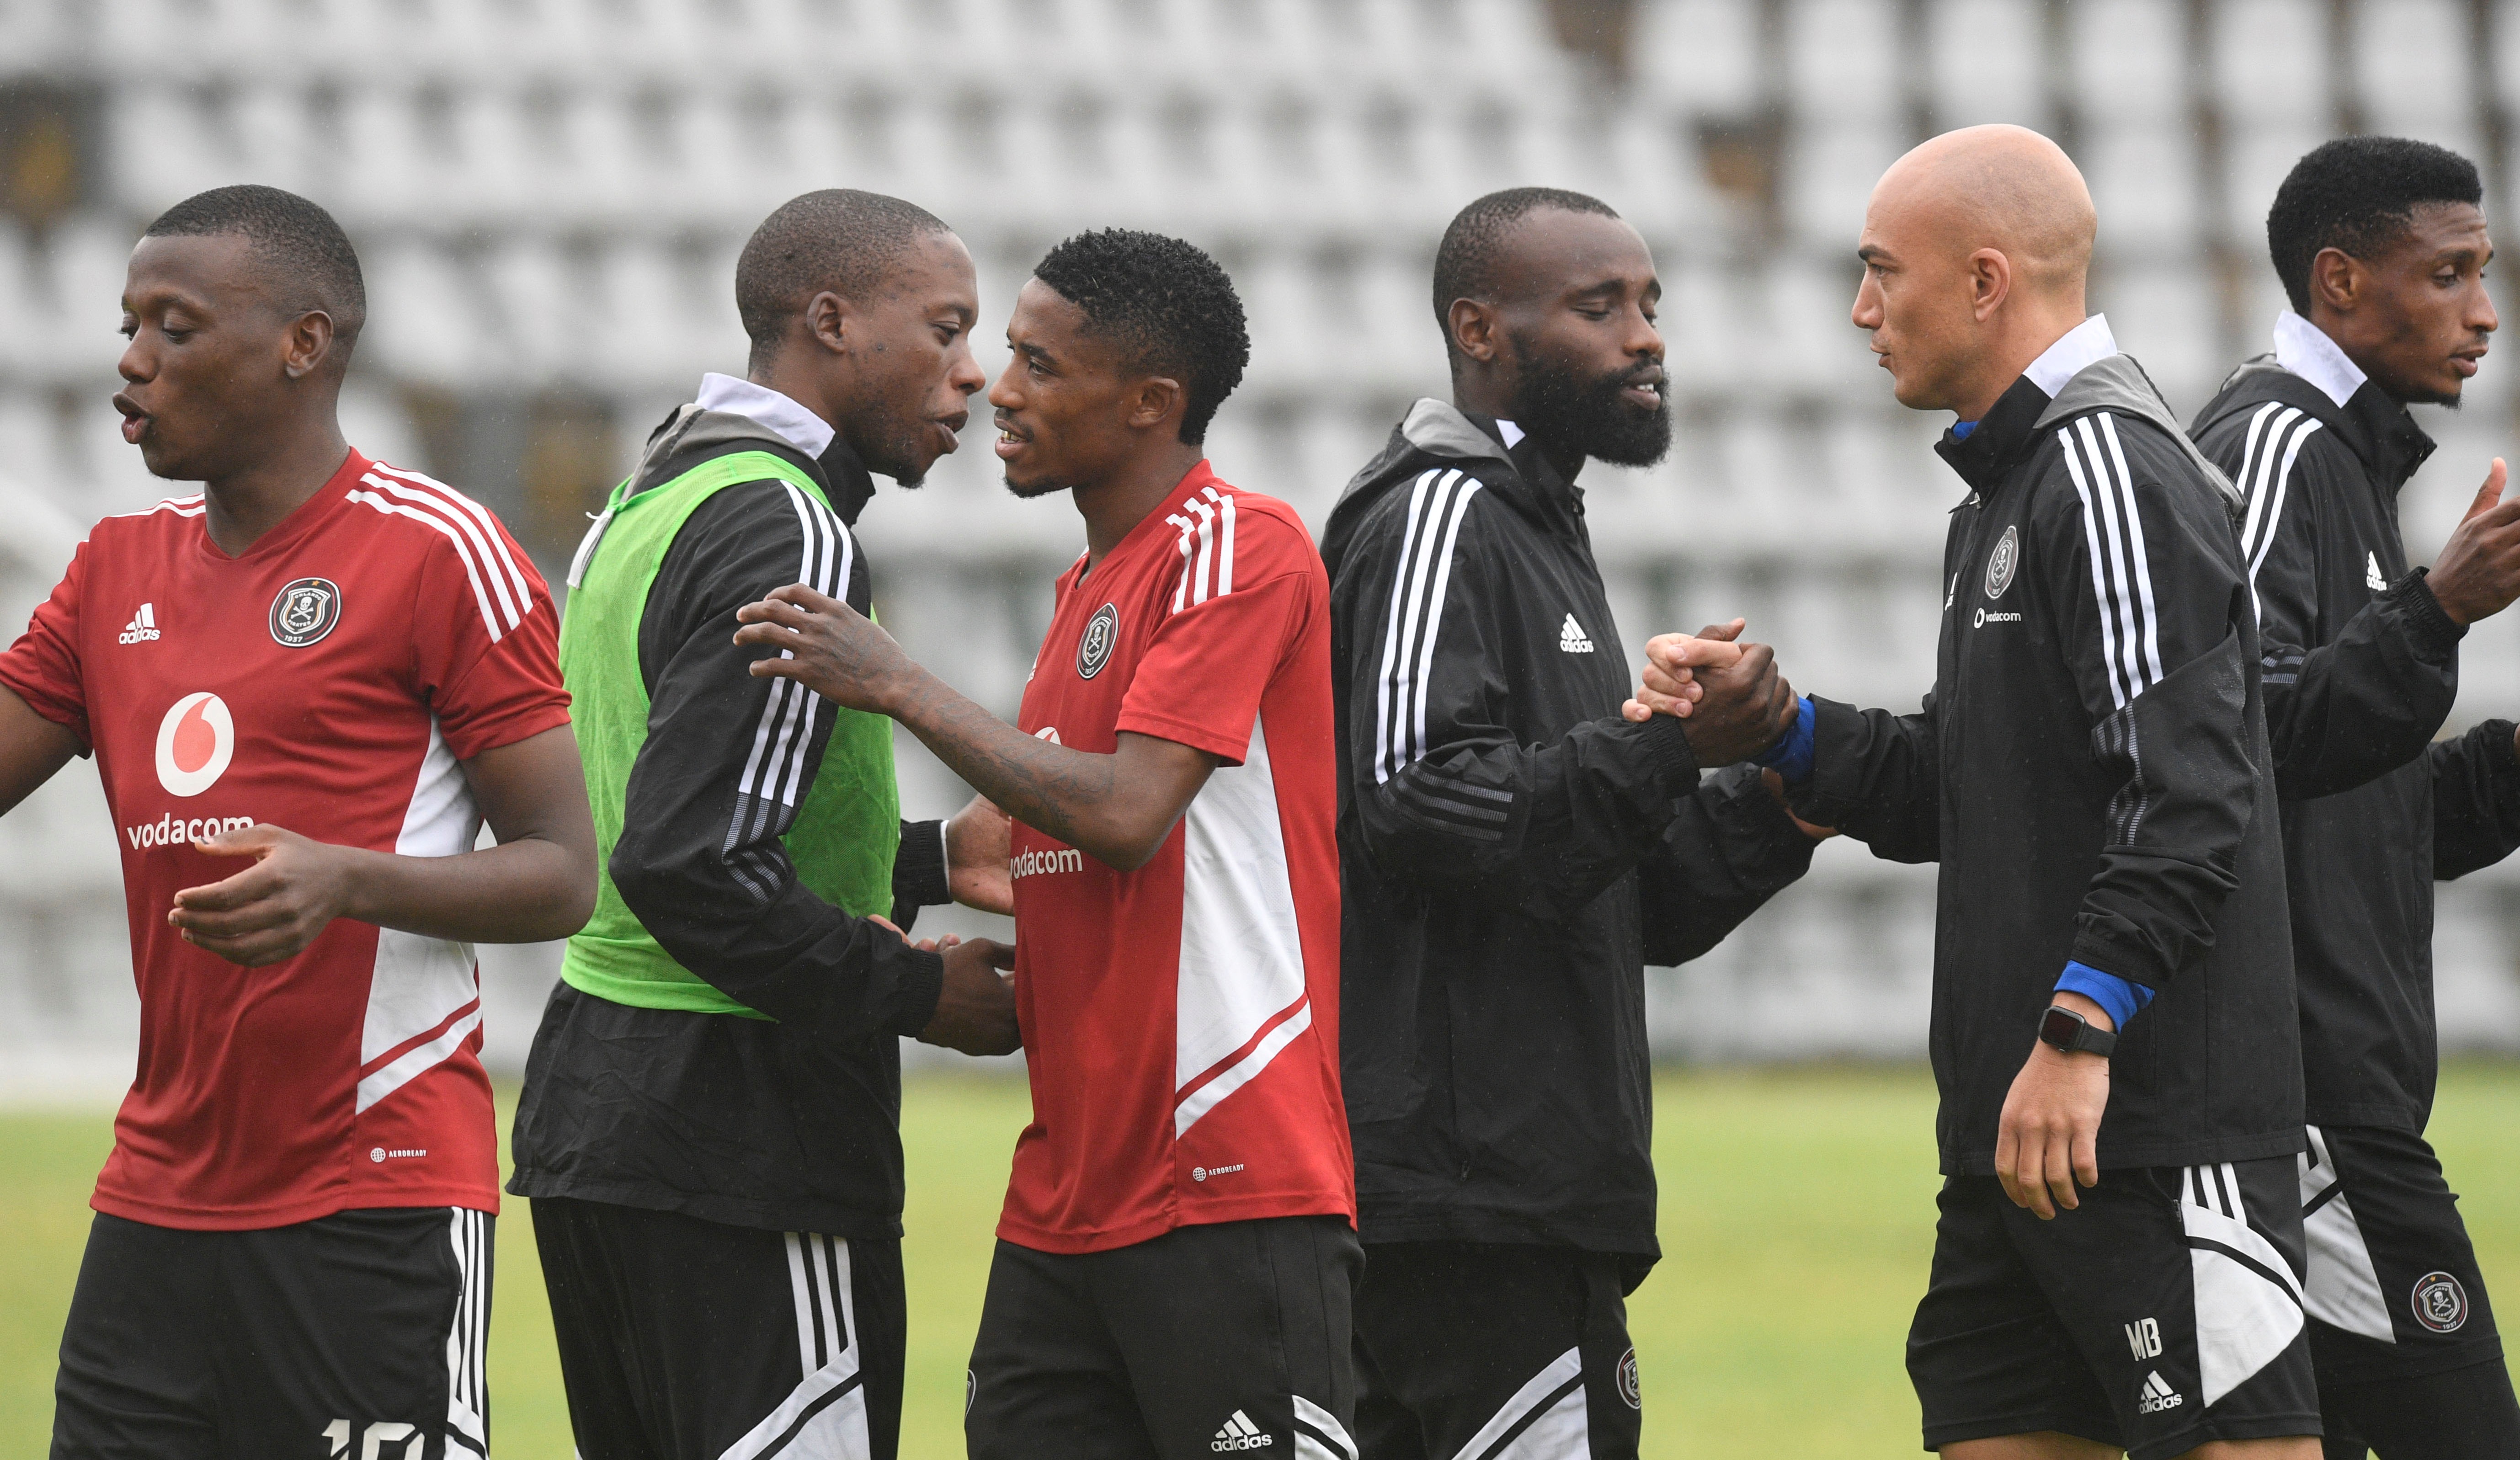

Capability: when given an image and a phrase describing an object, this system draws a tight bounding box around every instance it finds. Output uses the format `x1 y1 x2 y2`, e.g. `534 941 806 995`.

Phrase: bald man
508 189 1018 1460
1639 127 2318 1458
1322 186 1815 1460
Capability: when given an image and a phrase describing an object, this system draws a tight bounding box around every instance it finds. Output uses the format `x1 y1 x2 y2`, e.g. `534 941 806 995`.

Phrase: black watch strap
2039 1004 2117 1058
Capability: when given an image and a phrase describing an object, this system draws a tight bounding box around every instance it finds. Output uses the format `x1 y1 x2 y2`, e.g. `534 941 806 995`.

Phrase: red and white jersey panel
0 450 570 1230
1002 464 1352 1254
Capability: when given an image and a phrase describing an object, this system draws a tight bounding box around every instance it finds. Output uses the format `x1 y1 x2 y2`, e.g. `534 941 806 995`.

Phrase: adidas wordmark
1211 1410 1273 1451
1558 613 1594 654
118 602 160 645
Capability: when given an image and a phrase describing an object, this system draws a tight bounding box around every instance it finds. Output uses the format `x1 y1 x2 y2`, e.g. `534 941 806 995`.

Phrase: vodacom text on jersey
126 691 257 848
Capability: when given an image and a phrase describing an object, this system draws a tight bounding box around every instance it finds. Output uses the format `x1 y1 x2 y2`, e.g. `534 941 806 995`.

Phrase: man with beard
1313 186 1817 1460
507 189 1019 1460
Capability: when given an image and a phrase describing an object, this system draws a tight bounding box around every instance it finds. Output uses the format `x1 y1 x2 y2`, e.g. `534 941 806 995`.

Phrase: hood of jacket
1942 352 2239 513
1321 397 1564 578
2038 352 2243 512
2196 356 2437 494
627 400 880 526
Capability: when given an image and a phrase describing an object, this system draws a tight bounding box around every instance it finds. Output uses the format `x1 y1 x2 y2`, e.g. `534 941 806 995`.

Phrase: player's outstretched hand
946 795 1015 915
2425 458 2520 625
920 936 1020 1057
732 584 917 712
1994 1010 2111 1220
1620 619 1742 721
1629 624 1793 767
168 823 350 967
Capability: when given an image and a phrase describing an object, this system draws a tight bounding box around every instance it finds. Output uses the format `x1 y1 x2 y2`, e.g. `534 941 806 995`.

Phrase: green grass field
5 1065 2517 1455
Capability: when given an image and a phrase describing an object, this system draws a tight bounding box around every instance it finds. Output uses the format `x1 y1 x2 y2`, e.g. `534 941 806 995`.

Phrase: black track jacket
1794 346 2303 1175
2192 348 2520 1133
1321 399 1817 1268
511 400 953 1237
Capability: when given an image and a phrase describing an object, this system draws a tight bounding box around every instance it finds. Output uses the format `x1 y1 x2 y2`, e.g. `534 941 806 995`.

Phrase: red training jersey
1003 462 1353 1253
0 449 569 1230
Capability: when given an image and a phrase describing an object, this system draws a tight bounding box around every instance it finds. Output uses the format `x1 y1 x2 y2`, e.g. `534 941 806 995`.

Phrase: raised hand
1620 619 1745 722
732 584 918 712
2424 458 2520 625
1620 621 1795 767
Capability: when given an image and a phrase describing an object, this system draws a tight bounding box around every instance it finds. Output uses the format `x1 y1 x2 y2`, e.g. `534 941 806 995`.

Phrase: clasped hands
1617 619 1799 767
1621 620 1832 839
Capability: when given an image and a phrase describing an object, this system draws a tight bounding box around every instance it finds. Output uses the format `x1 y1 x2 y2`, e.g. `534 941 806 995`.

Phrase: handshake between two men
1619 619 1834 838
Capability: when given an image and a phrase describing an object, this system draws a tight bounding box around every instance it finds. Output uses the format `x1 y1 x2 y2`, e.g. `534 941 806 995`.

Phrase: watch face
2039 1005 2084 1050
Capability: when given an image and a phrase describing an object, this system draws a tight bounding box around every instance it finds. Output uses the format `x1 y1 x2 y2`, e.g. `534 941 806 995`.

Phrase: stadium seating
2 0 2517 1073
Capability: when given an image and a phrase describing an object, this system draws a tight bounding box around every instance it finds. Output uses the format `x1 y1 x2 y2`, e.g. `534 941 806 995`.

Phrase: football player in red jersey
0 186 593 1458
736 230 1362 1460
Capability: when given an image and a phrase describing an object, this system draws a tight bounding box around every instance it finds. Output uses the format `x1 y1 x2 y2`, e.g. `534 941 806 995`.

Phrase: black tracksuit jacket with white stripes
510 410 952 1238
2192 361 2520 1133
1321 399 1817 1269
1793 354 2303 1175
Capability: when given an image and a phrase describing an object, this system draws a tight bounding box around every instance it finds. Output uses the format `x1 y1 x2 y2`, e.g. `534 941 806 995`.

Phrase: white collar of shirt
695 373 835 458
2271 309 2367 408
1495 418 1526 448
2022 313 2119 398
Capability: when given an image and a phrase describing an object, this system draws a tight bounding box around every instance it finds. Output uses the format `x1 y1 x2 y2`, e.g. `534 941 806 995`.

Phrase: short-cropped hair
2268 137 2483 314
736 189 954 364
1030 229 1250 445
143 184 366 348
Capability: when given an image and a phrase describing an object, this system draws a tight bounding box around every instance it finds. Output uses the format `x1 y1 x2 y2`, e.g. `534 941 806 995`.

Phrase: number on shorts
323 1420 418 1459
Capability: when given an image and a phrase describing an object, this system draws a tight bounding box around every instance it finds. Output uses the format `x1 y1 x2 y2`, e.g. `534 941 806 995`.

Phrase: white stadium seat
2219 121 2326 249
2069 0 2187 125
2355 0 2475 131
1781 122 1902 251
1632 0 1766 117
2211 0 2334 126
2081 123 2203 255
1925 0 2045 130
1785 0 1906 125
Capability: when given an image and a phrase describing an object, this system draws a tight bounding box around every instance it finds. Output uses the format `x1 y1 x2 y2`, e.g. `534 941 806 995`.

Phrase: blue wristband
1753 695 1817 785
2054 960 2152 1031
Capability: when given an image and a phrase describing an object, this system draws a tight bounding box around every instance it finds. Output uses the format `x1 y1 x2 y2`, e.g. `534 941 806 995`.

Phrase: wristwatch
2039 1004 2117 1058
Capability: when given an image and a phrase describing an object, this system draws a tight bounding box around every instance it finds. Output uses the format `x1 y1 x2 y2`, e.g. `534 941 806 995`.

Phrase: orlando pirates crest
1983 523 2019 600
1076 602 1119 679
268 577 342 648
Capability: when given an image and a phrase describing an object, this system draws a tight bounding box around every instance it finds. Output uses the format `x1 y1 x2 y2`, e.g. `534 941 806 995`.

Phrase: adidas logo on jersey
1558 613 1594 654
2366 551 2388 592
1211 1411 1274 1451
2136 1369 2184 1415
117 602 160 645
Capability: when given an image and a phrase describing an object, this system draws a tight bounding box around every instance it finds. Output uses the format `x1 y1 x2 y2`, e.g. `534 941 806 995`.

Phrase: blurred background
2 0 2520 1087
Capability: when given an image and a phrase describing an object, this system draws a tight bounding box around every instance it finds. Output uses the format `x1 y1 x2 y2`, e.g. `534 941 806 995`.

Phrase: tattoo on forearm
889 671 1116 849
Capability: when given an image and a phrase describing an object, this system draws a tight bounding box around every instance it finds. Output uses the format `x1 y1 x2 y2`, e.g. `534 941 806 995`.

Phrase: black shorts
53 1207 492 1460
1908 1160 2320 1460
965 1215 1361 1460
530 1196 906 1460
2300 1124 2506 1384
1352 1241 1643 1460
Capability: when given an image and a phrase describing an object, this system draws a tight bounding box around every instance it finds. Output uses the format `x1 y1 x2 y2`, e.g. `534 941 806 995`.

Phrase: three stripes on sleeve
724 481 856 903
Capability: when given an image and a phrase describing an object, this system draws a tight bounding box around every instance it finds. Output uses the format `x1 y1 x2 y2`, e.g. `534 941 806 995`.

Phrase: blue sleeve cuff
1753 695 1817 785
2055 960 2153 1031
